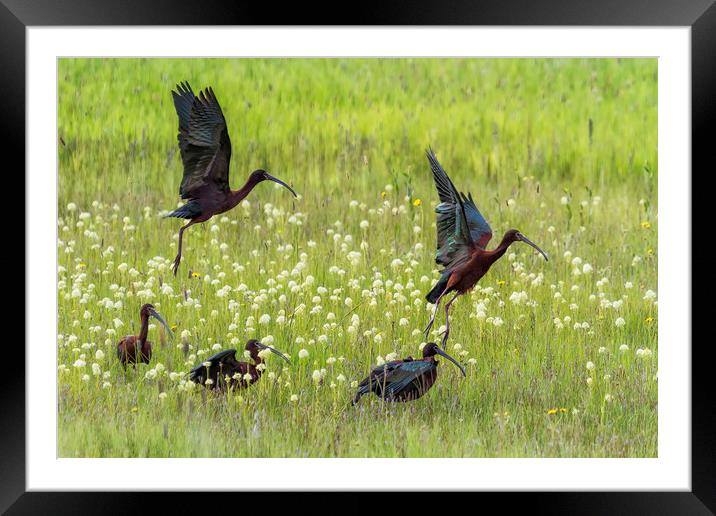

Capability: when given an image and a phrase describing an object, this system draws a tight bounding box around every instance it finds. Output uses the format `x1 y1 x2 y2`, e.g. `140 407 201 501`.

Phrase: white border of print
27 27 689 490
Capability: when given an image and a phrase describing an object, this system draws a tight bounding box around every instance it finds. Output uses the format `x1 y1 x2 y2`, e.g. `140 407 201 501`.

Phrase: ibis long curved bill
256 342 291 364
148 308 174 339
435 347 466 377
517 232 549 261
265 173 297 198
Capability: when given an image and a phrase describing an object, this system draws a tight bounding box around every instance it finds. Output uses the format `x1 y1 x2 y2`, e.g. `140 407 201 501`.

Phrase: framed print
5 0 713 512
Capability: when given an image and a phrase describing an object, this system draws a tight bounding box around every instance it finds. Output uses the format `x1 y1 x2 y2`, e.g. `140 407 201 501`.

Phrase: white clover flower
261 335 274 346
643 290 657 301
619 344 629 352
204 378 214 386
91 363 101 376
259 314 271 325
604 393 613 403
624 281 633 289
560 196 569 205
312 370 322 382
615 317 626 327
73 359 86 368
290 394 298 402
586 361 595 370
582 263 593 274
586 377 593 386
158 392 168 400
102 382 111 389
298 349 309 359
337 374 346 383
95 349 105 360
360 220 369 229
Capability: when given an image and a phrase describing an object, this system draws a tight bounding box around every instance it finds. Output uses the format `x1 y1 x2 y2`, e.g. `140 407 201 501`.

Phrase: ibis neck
251 351 263 366
138 312 150 344
228 176 262 209
486 234 515 265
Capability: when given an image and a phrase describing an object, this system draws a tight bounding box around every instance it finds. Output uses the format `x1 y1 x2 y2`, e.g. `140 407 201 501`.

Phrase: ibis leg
440 292 461 349
424 287 448 337
172 221 194 276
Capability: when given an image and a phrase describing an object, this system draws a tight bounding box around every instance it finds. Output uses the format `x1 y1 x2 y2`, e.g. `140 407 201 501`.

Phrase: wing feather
427 148 493 268
172 82 232 201
189 348 237 383
382 361 435 397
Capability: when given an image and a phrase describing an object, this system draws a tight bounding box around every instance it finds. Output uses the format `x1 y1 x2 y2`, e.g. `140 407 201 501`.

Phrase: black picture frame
4 0 711 512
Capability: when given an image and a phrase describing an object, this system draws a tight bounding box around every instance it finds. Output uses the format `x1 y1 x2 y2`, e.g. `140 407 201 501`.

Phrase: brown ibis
189 339 290 390
352 343 466 404
165 82 298 275
116 303 172 367
423 148 549 348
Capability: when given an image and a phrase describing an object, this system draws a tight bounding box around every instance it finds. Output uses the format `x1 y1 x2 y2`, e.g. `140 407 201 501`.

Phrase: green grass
57 58 658 457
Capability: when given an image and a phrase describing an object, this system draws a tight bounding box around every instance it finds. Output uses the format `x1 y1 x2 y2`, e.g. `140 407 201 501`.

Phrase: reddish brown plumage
424 149 550 348
165 82 297 276
116 304 171 368
426 229 548 348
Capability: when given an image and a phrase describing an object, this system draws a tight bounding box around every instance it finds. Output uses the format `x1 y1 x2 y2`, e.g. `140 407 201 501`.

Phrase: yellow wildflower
413 198 422 207
641 221 651 229
547 408 558 415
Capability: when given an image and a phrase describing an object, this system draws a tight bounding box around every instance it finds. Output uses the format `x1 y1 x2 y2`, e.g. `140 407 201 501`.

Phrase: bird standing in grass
352 343 466 404
189 339 291 390
117 304 173 368
165 82 297 275
423 148 549 348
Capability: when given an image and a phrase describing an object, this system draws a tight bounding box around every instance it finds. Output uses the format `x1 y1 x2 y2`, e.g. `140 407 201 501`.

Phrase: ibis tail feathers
426 272 451 304
164 201 202 220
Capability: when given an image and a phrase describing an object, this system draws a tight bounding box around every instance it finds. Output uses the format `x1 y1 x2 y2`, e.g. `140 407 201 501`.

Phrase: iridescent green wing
427 148 474 266
382 361 435 397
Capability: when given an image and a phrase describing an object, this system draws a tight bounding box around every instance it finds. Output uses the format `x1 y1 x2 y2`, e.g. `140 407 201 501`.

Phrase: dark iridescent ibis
423 148 549 348
164 82 298 275
116 304 173 367
189 339 291 390
352 343 466 405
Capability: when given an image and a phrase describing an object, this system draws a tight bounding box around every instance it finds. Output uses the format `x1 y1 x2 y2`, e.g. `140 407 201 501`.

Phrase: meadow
57 58 658 457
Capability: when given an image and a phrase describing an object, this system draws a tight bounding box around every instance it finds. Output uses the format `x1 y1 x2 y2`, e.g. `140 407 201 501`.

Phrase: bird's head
140 304 173 338
250 169 298 198
422 343 466 377
505 229 549 261
245 339 291 364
